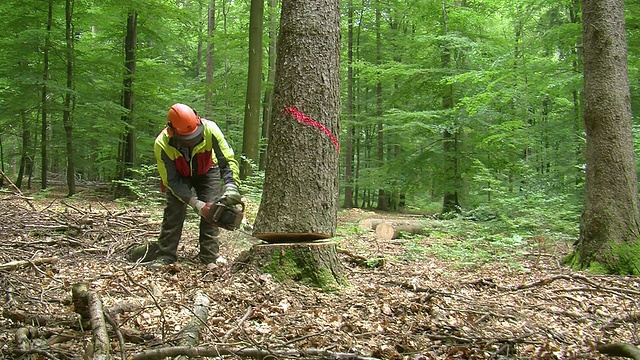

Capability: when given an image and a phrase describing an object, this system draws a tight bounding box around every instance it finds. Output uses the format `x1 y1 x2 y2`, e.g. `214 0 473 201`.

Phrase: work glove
220 184 242 206
189 197 215 221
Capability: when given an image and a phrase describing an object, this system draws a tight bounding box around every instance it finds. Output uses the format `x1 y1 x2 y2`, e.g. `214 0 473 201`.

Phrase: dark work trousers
157 166 223 264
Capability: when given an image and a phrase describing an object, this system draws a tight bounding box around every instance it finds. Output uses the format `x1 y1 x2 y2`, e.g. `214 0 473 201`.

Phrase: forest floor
0 187 639 360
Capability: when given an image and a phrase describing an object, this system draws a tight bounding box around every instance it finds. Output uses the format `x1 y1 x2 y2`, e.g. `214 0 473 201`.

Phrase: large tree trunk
252 0 341 242
240 0 263 180
571 0 640 273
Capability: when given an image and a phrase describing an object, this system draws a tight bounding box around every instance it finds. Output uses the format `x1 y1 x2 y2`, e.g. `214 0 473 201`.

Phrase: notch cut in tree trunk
233 241 346 290
375 221 427 240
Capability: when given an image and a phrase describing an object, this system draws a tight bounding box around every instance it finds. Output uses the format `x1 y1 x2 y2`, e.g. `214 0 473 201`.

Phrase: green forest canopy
0 0 638 216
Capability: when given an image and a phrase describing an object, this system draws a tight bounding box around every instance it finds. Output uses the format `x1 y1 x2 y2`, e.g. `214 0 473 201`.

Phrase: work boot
126 242 159 263
197 254 218 265
146 256 174 270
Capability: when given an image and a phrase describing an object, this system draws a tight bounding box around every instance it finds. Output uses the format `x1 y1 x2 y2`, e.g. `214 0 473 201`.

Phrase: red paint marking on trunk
284 106 340 153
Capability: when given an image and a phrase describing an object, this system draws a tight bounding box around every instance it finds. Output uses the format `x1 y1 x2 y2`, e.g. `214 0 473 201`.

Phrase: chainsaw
208 201 244 230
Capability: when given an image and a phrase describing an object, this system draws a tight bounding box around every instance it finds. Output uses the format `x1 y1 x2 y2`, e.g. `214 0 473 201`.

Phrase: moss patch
563 242 640 275
261 248 346 291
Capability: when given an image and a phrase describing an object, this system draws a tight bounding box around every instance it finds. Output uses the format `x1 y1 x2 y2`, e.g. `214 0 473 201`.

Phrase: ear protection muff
166 121 175 136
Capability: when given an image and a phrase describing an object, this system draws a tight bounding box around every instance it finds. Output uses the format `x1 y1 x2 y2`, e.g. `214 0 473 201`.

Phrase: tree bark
572 0 640 273
252 0 341 242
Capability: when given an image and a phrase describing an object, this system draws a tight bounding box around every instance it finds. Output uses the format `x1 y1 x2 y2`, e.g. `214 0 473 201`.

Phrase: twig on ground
130 346 381 360
0 169 36 210
222 305 253 343
0 257 59 271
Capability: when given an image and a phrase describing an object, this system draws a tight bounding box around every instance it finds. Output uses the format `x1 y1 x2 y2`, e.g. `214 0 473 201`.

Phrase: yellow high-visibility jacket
154 118 240 203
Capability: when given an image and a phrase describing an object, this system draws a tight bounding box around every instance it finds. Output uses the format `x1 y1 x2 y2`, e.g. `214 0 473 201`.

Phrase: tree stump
375 221 427 240
233 241 346 290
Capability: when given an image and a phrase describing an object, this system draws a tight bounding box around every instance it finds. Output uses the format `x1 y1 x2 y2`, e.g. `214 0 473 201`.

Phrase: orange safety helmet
166 103 203 140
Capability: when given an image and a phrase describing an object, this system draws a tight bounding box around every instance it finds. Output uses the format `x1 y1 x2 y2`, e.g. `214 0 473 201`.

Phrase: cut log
375 221 427 240
233 241 346 289
358 217 428 231
357 218 390 231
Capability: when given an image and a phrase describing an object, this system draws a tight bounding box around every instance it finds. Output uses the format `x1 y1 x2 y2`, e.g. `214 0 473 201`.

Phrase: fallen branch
177 292 210 348
0 257 59 271
0 169 36 211
72 283 111 360
597 343 640 360
338 248 385 268
130 346 380 360
471 274 640 297
15 326 38 351
222 306 252 343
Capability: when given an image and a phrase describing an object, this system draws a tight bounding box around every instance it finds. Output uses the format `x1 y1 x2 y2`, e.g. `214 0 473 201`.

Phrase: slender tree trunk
205 0 215 118
222 0 231 131
241 0 264 180
195 0 204 79
354 4 364 208
41 0 53 190
63 0 76 196
375 0 388 211
342 0 355 208
260 0 278 171
440 0 461 215
0 134 4 188
572 0 640 273
16 111 30 189
118 12 137 195
570 0 584 188
253 0 341 242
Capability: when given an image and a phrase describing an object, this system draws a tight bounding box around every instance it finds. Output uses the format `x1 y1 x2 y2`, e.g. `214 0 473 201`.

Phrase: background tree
342 0 355 208
259 0 278 171
240 0 263 180
569 0 640 273
253 0 341 241
41 0 53 190
116 11 138 197
63 0 76 196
